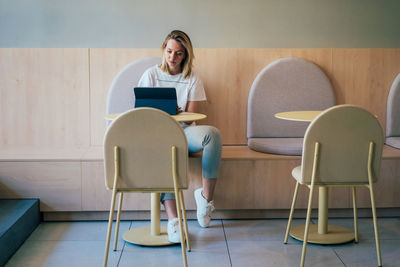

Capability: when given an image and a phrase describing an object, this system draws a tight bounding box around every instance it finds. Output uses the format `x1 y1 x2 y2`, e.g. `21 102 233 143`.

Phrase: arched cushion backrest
247 57 335 138
386 73 400 137
106 57 161 115
104 108 188 191
300 105 383 185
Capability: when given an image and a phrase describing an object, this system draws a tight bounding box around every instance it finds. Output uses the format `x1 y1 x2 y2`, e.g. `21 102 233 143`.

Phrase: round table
275 110 355 244
105 111 206 246
105 111 207 123
274 110 322 122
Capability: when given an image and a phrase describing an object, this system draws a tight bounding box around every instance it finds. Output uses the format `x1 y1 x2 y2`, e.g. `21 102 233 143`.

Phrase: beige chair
103 108 190 267
284 105 384 267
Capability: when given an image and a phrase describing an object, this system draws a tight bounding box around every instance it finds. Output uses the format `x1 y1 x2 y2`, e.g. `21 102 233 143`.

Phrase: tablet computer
134 87 178 115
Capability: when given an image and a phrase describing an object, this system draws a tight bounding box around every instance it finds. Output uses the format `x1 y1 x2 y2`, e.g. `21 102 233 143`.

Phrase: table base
290 225 355 244
122 226 174 246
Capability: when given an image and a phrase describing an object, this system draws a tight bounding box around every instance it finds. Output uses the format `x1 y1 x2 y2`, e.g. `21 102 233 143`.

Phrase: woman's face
164 39 185 74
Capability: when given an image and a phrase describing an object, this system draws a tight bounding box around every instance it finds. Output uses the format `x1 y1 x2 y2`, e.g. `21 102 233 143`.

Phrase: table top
274 110 322 122
105 111 207 122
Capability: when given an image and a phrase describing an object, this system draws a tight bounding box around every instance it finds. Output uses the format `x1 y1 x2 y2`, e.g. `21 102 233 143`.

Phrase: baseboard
42 207 400 221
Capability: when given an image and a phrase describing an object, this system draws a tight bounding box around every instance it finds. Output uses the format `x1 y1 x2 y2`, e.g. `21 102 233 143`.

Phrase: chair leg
103 187 118 267
113 192 124 251
179 190 191 252
175 189 188 267
171 146 188 267
300 141 319 267
352 187 359 243
369 185 382 267
366 142 382 267
301 183 315 267
284 181 300 244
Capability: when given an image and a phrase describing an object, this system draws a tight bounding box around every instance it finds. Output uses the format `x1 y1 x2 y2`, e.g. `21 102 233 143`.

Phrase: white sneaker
194 188 215 228
167 218 181 243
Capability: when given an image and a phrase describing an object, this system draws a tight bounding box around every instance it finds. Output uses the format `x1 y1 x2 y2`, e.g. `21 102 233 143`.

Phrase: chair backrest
300 105 384 185
247 57 335 139
106 57 161 115
103 108 188 191
386 73 400 137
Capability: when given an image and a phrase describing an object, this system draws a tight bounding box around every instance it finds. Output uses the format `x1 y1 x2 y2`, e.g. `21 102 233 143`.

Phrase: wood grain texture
0 161 81 211
0 48 90 149
332 49 400 135
1 48 399 151
355 159 400 208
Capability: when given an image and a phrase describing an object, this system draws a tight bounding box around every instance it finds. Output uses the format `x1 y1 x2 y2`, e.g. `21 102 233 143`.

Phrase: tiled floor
5 217 400 267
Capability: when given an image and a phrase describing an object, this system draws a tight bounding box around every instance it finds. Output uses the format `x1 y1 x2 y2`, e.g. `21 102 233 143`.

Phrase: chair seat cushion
248 138 303 156
386 137 400 149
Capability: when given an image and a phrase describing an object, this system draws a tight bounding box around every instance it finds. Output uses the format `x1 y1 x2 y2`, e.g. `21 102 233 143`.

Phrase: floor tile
5 240 121 267
5 217 400 267
27 221 131 242
223 219 310 242
119 240 230 267
333 239 400 267
227 240 344 267
311 217 400 240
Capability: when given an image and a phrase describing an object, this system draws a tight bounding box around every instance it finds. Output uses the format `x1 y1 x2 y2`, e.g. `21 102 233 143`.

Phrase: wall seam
88 48 92 147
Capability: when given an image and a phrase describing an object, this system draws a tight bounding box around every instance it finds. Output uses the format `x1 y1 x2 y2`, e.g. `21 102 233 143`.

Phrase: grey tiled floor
6 217 400 267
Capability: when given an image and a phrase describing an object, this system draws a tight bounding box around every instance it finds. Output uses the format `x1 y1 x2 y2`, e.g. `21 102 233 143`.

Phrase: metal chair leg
175 189 188 267
367 142 382 267
301 183 315 267
285 181 300 244
352 187 359 243
104 146 120 267
369 185 382 267
301 142 319 267
104 186 118 267
113 192 124 251
180 190 191 251
171 146 188 267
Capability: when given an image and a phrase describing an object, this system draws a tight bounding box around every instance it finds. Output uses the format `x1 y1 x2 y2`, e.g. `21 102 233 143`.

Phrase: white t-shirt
137 65 206 112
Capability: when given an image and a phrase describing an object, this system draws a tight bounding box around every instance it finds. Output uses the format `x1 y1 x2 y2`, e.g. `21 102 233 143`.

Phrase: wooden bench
1 144 400 221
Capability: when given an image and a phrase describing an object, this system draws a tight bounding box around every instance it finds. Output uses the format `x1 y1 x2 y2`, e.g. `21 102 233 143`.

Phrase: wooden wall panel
215 159 350 210
0 48 90 150
355 159 400 208
332 49 400 133
1 48 399 151
0 161 81 211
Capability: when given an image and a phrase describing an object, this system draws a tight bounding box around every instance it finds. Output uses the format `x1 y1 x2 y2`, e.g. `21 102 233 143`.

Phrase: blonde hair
160 30 194 78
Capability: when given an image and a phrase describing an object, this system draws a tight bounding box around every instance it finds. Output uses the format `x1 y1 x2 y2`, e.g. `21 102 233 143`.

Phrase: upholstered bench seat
247 57 335 156
248 138 303 156
386 73 400 150
386 137 400 149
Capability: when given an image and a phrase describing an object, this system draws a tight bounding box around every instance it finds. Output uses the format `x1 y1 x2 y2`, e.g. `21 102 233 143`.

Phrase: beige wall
1 0 400 48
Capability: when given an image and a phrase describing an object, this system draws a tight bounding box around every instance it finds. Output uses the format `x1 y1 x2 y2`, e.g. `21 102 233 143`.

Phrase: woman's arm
186 101 199 113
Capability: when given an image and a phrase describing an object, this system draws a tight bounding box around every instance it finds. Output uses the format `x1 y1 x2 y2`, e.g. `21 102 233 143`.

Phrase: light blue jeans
161 125 222 202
